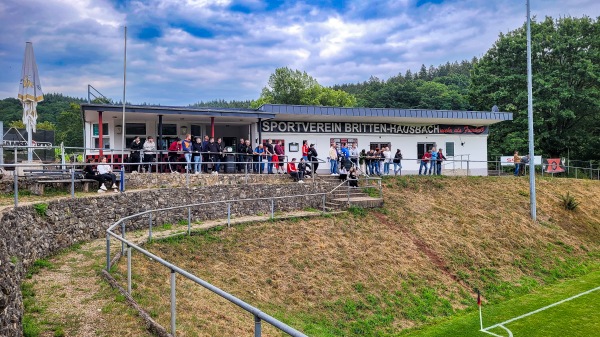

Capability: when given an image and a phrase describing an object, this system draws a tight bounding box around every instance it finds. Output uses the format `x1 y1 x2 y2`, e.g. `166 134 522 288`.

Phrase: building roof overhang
259 104 512 126
81 104 276 123
80 103 513 126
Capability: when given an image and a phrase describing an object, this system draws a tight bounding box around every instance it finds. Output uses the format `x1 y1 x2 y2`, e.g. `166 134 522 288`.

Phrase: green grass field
402 270 600 337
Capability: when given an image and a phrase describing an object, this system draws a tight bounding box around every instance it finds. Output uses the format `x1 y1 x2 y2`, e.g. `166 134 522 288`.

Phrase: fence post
106 232 111 272
186 169 189 188
171 269 177 336
71 168 75 199
271 198 274 219
121 221 126 255
13 166 18 209
322 194 326 213
466 160 470 176
148 212 153 242
127 245 132 294
13 148 18 209
590 161 593 180
188 206 191 235
254 315 262 337
120 167 125 192
227 203 231 227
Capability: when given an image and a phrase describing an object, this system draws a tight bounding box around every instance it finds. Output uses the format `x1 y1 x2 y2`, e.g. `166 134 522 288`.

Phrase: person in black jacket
244 140 253 172
192 137 203 174
201 135 210 173
130 136 143 173
237 138 246 172
207 137 220 174
83 158 105 192
393 149 403 176
307 144 318 174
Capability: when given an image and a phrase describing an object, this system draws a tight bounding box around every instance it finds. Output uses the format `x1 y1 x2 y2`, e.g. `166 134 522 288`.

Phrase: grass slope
110 176 600 336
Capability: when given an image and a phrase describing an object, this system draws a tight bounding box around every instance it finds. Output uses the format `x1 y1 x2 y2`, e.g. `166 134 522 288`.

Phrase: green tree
469 16 600 159
253 67 356 107
55 103 83 147
36 121 55 131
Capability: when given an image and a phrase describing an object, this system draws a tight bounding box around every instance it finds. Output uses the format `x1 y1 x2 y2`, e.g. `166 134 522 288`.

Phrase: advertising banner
544 158 566 173
500 156 542 166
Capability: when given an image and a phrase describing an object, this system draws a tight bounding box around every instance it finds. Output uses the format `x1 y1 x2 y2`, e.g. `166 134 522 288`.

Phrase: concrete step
330 196 384 208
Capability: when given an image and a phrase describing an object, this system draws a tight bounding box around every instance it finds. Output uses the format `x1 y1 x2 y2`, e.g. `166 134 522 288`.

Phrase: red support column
211 117 215 138
98 111 103 156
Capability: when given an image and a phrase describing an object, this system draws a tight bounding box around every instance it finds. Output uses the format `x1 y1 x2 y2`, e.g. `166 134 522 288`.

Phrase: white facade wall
261 132 489 176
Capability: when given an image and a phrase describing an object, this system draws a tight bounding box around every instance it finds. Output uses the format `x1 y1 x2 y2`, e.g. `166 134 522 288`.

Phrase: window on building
92 123 108 136
417 142 436 160
125 123 147 136
191 125 202 138
93 137 110 149
158 124 177 136
331 138 358 149
445 142 455 157
370 142 390 151
92 123 109 149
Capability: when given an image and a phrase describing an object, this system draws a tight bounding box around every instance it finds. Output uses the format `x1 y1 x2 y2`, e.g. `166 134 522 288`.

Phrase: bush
33 203 48 217
560 192 580 211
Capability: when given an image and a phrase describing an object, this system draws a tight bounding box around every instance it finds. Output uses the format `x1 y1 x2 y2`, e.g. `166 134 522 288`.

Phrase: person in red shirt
168 138 182 173
419 149 432 175
301 140 309 161
287 158 304 183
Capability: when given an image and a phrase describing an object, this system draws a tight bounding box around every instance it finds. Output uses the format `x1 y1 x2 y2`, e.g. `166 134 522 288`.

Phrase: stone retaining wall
0 182 328 336
0 172 297 194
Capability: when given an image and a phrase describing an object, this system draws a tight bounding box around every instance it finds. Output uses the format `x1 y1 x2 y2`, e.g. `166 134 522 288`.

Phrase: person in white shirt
382 147 392 175
349 144 359 168
97 156 118 191
142 136 157 173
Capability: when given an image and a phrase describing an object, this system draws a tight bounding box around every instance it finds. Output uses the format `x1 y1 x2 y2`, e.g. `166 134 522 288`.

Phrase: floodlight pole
121 26 127 191
526 0 537 221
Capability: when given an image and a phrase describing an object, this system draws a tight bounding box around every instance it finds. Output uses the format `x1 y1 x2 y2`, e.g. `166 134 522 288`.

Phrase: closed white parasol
18 42 44 162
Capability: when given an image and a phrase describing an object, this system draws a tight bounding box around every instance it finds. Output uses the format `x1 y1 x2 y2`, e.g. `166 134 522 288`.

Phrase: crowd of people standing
125 135 451 177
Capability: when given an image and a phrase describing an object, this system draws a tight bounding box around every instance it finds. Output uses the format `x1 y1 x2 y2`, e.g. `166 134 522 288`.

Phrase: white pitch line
498 325 513 337
481 329 506 337
483 285 600 332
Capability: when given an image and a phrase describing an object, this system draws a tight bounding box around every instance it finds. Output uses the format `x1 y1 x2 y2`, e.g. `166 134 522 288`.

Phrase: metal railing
105 194 334 336
3 144 600 209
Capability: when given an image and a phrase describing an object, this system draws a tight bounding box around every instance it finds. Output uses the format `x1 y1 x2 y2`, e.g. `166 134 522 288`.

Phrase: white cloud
0 0 599 105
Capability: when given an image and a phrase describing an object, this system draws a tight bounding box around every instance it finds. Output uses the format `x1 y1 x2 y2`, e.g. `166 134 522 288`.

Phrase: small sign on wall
289 142 299 152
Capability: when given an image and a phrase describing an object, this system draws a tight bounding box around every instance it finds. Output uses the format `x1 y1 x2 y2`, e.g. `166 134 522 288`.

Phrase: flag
477 290 481 306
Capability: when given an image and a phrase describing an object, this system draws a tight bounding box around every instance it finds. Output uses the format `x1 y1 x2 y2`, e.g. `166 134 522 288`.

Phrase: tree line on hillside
0 16 597 161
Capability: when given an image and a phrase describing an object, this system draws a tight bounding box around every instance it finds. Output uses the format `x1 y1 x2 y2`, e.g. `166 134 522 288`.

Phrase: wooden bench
28 170 123 195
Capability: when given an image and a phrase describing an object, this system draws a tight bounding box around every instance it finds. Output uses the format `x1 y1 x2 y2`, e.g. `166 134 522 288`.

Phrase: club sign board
261 121 489 135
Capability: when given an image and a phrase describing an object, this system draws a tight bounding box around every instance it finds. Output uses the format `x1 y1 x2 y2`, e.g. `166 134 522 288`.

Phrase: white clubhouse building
80 103 512 175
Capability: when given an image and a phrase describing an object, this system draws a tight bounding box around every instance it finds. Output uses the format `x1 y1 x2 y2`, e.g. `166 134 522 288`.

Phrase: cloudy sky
1 0 599 105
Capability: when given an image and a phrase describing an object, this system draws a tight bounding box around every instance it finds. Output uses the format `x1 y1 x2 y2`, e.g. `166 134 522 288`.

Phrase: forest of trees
1 16 598 161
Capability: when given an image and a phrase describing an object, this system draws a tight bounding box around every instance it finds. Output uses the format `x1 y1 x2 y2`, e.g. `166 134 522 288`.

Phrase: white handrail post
170 269 177 336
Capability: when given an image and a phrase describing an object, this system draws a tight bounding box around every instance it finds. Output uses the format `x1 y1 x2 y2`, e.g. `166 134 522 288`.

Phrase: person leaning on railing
307 143 319 174
168 138 181 173
142 136 156 173
192 137 203 174
130 136 143 173
244 140 254 172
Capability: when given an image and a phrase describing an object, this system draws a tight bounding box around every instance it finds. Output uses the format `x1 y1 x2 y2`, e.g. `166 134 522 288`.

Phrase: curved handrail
106 193 330 336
